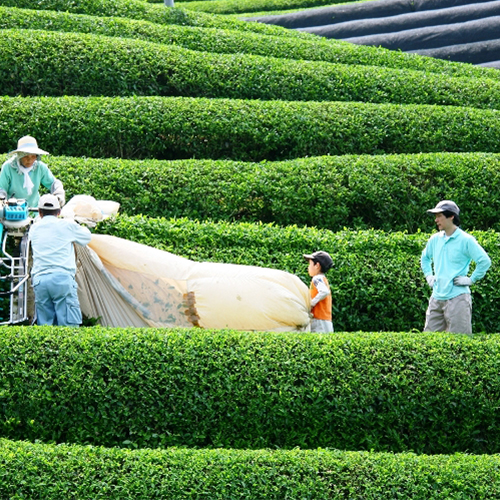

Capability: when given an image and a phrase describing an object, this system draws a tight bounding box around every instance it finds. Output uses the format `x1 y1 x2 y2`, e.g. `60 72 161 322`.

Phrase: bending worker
29 194 91 326
0 135 65 208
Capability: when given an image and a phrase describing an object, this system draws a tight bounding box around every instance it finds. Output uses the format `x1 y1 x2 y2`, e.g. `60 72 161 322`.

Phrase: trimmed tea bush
96 217 500 332
178 0 353 15
3 29 500 109
1 438 499 498
46 152 500 233
0 0 310 37
2 96 500 160
1 6 499 81
1 329 500 453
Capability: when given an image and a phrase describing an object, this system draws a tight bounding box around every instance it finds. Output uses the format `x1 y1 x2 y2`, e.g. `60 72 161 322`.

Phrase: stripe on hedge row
2 7 498 81
1 329 500 454
42 152 500 233
4 29 500 110
3 7 500 83
2 96 500 161
0 0 309 38
0 438 498 498
95 217 500 332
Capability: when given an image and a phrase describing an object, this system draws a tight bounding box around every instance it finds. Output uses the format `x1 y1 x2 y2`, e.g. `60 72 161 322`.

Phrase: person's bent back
29 194 91 326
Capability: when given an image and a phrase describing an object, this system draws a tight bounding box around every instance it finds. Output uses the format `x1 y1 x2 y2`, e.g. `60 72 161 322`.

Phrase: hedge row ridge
1 438 499 498
2 96 500 161
0 0 310 38
178 0 358 15
2 329 500 453
4 29 500 110
2 6 499 81
43 152 500 233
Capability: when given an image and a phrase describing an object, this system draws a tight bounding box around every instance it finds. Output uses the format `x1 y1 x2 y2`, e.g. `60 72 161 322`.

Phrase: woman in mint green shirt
0 135 65 209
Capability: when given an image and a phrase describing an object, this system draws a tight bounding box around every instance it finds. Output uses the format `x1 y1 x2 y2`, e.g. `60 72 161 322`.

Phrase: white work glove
454 276 473 286
56 194 66 208
426 275 436 288
51 179 66 207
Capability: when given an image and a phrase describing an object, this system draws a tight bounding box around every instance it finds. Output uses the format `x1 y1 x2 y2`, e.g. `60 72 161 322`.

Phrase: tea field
0 0 499 497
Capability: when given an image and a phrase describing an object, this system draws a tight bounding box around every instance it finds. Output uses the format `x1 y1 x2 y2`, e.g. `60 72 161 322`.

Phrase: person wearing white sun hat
0 135 65 208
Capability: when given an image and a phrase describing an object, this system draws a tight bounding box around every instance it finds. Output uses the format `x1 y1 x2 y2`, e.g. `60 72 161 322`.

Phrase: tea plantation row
94 216 500 332
2 6 498 80
1 438 498 499
5 29 500 110
49 152 500 232
2 95 500 160
2 328 500 455
0 0 311 37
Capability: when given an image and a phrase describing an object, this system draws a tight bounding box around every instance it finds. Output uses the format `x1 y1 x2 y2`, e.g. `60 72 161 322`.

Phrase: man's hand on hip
454 276 473 286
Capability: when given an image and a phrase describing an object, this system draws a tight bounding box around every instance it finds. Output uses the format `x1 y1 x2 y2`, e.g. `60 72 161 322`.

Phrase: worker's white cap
9 136 49 156
38 194 60 210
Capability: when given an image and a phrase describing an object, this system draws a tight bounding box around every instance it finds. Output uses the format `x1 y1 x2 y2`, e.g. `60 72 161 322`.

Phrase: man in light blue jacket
29 194 91 326
421 200 491 335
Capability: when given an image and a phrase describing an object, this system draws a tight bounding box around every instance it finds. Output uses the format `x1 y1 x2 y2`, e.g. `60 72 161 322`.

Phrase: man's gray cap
427 200 460 215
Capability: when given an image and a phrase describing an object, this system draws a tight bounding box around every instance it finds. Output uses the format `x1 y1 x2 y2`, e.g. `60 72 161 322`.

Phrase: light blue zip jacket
421 227 491 300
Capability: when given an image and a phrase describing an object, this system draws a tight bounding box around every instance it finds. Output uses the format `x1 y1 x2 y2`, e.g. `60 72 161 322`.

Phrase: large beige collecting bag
76 234 311 332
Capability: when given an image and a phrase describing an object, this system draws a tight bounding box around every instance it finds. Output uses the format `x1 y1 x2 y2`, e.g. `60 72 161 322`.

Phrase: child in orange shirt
303 251 334 333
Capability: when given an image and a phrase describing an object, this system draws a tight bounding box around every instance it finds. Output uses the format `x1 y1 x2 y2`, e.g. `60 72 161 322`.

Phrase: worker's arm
468 238 491 283
71 222 92 246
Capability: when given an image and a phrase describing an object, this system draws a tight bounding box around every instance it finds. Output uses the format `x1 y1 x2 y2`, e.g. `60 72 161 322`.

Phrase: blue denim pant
32 272 82 326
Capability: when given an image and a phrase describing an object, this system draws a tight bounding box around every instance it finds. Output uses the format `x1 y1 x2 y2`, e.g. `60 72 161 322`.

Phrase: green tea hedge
2 7 498 81
1 329 500 454
178 0 347 15
4 30 500 110
2 96 500 160
47 152 500 233
95 217 499 332
1 438 499 498
0 0 309 37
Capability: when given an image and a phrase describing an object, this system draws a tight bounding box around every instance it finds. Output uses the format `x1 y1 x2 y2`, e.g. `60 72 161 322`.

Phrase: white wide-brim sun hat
9 135 49 156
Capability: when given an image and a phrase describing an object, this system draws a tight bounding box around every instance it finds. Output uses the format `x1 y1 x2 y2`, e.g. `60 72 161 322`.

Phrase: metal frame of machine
0 198 33 325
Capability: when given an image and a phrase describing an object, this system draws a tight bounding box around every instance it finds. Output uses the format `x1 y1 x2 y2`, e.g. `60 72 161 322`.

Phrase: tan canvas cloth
75 234 311 331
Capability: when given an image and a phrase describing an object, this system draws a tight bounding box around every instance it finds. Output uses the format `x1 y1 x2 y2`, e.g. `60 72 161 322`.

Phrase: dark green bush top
1 328 500 455
3 29 500 110
1 437 500 498
96 217 500 333
2 96 500 160
40 152 500 233
1 6 498 81
0 0 311 38
178 0 356 15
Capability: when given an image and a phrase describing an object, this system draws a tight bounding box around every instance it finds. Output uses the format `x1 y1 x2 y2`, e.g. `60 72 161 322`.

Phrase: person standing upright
303 250 334 333
421 200 491 335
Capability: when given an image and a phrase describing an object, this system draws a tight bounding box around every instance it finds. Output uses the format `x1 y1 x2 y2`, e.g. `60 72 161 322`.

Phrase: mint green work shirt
421 227 491 301
0 156 56 208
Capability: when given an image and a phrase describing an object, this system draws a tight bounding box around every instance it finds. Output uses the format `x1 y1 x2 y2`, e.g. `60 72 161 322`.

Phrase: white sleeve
71 222 92 246
311 275 331 307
